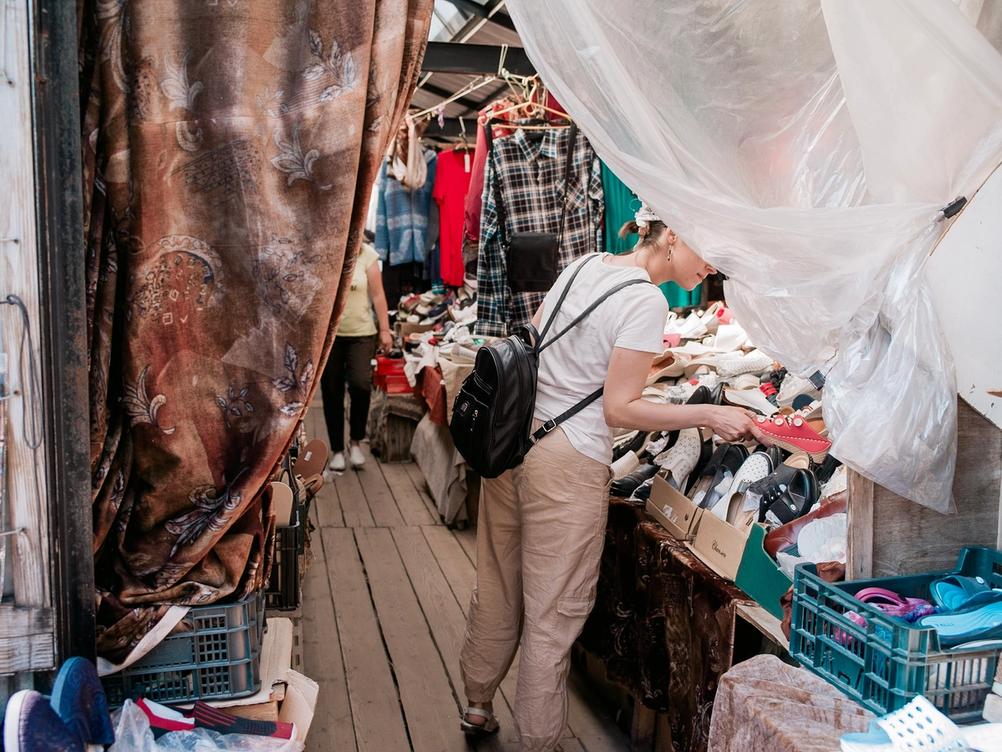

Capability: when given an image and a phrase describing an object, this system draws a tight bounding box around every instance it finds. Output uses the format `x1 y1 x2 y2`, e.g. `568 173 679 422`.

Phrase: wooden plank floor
300 407 629 752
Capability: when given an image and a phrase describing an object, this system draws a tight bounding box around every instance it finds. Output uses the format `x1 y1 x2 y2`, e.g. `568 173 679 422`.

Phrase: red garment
463 100 518 243
432 148 472 287
462 96 568 243
463 120 491 243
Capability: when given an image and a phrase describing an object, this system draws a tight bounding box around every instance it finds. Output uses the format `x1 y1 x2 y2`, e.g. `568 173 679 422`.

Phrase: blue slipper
49 657 115 747
918 601 1002 648
929 574 993 610
3 690 83 752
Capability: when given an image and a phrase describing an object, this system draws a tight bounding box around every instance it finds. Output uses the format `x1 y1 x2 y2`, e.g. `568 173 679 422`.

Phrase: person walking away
458 204 764 750
320 240 393 472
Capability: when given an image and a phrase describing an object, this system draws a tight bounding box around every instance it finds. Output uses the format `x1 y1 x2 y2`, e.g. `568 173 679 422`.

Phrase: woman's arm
531 302 544 329
366 262 393 352
602 347 763 442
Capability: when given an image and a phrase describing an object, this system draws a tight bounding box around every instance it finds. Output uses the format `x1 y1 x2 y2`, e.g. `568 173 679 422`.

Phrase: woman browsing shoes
459 204 766 750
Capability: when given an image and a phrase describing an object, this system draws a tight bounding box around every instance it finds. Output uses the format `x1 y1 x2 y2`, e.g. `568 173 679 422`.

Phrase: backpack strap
535 253 601 347
538 278 651 353
530 386 605 445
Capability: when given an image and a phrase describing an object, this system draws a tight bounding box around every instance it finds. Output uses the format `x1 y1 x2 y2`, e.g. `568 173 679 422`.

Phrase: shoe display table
577 497 779 752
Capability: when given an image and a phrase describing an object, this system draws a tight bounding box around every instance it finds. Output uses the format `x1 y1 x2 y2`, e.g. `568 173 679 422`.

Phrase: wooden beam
422 42 535 77
846 470 874 579
1 0 52 630
444 0 518 32
0 606 54 639
33 0 95 662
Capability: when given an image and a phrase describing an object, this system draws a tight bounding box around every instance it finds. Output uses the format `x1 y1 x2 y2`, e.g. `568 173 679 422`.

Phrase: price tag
464 152 471 173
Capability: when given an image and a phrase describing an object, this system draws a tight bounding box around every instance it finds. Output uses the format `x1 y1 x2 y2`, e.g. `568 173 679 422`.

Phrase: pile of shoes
613 302 847 570
396 285 476 329
3 655 301 751
4 657 115 751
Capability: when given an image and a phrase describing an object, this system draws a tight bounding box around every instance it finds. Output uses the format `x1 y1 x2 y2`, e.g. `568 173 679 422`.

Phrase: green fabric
600 162 700 308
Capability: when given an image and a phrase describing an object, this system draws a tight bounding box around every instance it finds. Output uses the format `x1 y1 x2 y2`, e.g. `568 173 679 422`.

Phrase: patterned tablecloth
578 498 745 751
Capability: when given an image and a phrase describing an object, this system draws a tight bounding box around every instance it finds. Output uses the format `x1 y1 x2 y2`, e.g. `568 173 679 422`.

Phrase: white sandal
840 696 1002 751
460 706 500 737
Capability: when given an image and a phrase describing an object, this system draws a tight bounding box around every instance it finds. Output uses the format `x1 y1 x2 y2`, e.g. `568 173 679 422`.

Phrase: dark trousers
320 335 377 452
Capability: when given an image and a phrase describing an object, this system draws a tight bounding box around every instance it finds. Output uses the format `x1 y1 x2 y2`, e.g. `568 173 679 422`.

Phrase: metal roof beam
422 42 535 76
442 0 517 32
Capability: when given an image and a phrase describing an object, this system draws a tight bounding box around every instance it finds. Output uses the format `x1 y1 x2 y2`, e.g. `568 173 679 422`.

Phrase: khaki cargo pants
460 425 611 751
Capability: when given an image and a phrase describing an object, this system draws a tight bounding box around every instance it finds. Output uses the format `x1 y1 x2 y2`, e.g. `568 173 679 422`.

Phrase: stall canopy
506 0 1002 511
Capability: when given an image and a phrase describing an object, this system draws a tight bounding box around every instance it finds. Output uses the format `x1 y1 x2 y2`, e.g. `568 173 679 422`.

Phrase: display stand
577 498 791 752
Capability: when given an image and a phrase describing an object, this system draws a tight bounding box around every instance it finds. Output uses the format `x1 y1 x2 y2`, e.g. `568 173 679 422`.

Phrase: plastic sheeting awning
505 0 1002 510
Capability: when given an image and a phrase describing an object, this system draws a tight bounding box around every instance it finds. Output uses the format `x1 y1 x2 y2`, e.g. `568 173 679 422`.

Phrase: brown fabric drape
79 0 432 661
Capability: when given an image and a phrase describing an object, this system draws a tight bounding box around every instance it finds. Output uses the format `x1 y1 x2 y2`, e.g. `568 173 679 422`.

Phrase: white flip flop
840 695 1002 752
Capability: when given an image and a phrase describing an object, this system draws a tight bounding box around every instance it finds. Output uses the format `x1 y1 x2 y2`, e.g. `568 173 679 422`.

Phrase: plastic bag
505 0 1002 510
109 701 304 752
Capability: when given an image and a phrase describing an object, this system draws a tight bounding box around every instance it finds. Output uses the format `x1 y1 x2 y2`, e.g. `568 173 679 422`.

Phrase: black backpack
450 255 652 478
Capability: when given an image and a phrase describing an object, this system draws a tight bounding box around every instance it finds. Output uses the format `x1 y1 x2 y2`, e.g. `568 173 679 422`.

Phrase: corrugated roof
416 1 524 137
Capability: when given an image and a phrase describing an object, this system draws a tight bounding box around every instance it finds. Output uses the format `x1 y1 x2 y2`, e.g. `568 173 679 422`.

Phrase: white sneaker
349 444 365 469
330 452 346 472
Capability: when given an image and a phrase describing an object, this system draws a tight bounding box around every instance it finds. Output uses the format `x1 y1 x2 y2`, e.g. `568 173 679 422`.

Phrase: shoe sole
3 691 28 752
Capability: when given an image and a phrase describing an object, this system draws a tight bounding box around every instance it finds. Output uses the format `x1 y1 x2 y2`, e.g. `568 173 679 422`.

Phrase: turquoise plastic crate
790 547 1002 723
102 592 266 706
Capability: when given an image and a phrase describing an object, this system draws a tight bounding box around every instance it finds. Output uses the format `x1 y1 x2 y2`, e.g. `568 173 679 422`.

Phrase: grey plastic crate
103 592 265 705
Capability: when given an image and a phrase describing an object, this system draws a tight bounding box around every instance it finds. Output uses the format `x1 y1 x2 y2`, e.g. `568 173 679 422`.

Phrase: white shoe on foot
349 444 365 469
330 452 346 472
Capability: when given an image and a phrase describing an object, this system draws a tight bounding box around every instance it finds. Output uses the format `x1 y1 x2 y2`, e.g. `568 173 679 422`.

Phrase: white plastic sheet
506 0 1002 510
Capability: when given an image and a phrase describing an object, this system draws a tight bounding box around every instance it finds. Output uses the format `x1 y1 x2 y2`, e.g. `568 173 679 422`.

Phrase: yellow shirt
337 244 380 337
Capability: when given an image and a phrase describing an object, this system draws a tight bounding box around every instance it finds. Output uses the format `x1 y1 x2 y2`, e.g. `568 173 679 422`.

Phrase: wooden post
0 0 53 627
846 470 874 580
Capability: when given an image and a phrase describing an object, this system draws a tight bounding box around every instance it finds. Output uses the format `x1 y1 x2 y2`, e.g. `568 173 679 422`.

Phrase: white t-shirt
534 254 669 465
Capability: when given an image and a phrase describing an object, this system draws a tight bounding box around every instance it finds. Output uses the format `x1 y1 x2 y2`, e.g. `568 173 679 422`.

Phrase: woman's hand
378 329 393 354
706 405 759 442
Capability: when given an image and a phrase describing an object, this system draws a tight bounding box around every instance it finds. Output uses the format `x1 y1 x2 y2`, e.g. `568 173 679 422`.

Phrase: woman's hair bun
618 220 645 239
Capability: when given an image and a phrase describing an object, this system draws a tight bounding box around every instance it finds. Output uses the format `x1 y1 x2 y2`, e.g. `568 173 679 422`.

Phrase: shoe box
646 475 791 618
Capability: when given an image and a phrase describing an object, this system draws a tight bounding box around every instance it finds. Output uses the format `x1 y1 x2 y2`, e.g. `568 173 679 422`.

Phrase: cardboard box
646 474 792 619
646 475 700 540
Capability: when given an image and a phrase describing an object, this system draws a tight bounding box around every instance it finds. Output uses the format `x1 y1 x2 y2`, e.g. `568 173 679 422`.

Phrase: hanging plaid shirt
475 126 604 336
374 150 437 267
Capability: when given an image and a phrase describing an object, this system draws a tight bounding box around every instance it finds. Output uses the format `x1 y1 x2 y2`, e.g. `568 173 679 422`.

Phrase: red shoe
754 415 832 462
135 699 195 738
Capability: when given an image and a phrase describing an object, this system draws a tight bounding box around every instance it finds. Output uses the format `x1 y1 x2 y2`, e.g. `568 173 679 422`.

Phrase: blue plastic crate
790 547 1002 722
103 592 265 706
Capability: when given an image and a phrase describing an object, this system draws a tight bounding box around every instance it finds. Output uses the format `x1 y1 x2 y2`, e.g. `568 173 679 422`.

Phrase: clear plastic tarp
506 0 1002 510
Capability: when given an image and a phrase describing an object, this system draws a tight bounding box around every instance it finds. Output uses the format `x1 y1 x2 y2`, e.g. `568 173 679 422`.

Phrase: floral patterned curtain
79 0 433 661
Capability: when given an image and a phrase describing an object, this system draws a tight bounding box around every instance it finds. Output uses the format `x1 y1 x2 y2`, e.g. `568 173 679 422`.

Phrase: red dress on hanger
432 148 473 287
